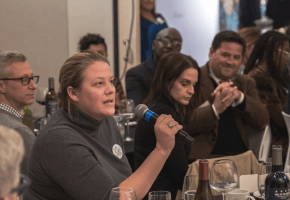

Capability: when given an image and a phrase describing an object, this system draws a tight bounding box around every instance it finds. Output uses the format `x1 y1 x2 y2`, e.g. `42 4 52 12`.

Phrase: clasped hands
211 82 241 114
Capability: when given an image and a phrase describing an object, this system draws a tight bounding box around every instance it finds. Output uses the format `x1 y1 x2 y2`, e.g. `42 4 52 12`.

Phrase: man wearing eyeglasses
0 125 27 200
0 51 37 176
126 27 182 106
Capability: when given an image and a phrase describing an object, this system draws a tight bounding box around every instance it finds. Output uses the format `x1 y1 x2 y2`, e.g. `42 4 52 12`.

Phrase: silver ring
168 123 173 129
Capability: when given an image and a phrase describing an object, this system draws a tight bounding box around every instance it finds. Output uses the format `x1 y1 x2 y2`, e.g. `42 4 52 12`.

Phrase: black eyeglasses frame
157 37 182 48
0 75 39 85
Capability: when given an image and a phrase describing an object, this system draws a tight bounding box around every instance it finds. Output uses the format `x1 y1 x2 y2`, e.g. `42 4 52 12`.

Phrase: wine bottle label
46 100 58 117
268 188 290 200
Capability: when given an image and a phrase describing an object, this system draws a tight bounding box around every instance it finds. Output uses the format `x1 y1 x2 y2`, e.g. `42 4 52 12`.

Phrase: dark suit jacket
184 64 270 160
125 55 157 106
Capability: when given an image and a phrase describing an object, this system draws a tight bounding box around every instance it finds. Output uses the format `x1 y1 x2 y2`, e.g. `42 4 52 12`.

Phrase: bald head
152 28 183 62
156 28 182 41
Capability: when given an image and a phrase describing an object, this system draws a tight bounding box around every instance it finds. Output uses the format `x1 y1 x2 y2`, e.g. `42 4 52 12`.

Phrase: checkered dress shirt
0 103 23 119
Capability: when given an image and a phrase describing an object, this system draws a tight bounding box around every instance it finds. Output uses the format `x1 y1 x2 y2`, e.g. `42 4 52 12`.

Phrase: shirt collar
208 64 237 85
0 103 24 119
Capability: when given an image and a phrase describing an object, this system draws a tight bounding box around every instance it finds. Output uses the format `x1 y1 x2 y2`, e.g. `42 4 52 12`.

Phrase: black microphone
135 104 194 146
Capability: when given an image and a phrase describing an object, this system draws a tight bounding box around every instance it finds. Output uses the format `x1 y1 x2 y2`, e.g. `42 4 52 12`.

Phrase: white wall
0 0 115 117
156 0 219 66
67 0 114 73
0 0 68 117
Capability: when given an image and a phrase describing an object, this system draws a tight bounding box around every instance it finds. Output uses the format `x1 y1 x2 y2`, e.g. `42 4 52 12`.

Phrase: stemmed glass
183 175 198 200
119 99 136 141
258 162 272 198
109 187 137 200
148 191 171 200
35 86 48 106
210 159 238 200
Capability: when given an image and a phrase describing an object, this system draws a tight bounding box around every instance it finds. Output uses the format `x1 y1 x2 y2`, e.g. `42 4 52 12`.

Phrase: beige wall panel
0 0 68 117
118 0 141 94
67 0 114 73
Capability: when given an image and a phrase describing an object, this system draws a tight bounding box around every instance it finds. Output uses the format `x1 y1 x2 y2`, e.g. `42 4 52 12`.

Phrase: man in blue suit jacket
126 27 182 106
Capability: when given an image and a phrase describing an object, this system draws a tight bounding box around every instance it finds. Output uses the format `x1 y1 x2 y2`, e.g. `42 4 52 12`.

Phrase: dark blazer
125 55 157 106
184 64 270 160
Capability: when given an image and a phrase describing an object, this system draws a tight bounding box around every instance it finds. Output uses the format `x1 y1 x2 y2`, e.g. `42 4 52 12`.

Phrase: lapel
199 63 215 104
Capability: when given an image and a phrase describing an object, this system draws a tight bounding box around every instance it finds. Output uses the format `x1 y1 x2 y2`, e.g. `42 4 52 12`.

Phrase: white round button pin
112 144 123 159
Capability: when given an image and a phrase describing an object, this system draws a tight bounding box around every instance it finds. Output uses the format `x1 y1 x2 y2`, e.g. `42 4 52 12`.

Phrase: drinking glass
109 187 137 200
210 159 238 200
148 191 171 200
119 99 136 141
258 162 272 198
36 87 48 106
183 175 198 200
113 115 125 138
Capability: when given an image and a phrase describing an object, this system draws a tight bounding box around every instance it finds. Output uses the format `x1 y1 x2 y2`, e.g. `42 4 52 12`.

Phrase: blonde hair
58 51 109 116
0 125 24 199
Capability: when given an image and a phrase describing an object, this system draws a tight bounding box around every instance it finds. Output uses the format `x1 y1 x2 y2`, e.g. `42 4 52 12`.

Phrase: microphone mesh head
135 104 149 118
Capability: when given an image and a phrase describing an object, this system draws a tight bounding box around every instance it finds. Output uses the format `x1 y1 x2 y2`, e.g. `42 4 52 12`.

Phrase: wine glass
183 175 198 200
258 162 272 198
148 191 171 200
210 159 238 200
119 99 136 141
109 187 137 200
113 115 125 138
36 86 48 106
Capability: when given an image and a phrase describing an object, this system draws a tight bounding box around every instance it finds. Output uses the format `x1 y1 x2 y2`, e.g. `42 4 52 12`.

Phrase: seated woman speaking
23 51 182 200
134 52 200 200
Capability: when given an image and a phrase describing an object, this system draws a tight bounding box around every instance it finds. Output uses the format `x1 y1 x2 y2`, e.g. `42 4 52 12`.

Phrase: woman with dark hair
140 0 168 62
244 31 290 160
134 52 200 200
24 51 182 200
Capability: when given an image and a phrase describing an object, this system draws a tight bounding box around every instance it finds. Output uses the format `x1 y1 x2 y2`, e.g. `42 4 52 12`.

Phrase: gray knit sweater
24 108 132 200
0 109 36 175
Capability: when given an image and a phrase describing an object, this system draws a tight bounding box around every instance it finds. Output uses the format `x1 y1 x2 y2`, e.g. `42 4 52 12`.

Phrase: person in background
126 27 182 106
239 0 261 29
0 125 25 200
0 51 37 175
24 51 183 200
244 31 290 161
134 52 200 200
140 0 168 62
184 30 269 161
266 0 290 30
238 27 261 73
78 33 125 113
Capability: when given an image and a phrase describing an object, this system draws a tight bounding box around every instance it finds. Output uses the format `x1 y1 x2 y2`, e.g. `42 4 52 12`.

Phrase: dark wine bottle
194 159 214 200
45 77 58 118
265 145 290 200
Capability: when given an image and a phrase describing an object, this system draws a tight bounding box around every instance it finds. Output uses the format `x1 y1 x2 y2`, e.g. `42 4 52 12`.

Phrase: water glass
109 187 137 200
258 162 272 198
113 115 125 138
148 191 171 200
183 175 198 200
119 99 136 141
